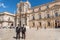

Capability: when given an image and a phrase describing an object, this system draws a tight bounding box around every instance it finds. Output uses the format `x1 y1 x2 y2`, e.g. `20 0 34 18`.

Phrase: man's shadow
13 36 26 40
13 36 23 39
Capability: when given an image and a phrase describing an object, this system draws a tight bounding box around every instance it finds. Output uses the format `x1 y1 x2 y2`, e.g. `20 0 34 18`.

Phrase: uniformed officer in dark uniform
16 24 20 39
22 24 26 39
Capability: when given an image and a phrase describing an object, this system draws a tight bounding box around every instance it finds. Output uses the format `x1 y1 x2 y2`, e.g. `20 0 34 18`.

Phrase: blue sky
0 0 54 14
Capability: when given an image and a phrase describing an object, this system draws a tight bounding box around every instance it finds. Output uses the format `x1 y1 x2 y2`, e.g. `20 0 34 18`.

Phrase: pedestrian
16 24 20 39
22 24 26 39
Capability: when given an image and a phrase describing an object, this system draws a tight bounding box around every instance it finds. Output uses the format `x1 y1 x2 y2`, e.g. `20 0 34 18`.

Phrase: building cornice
31 1 55 9
0 12 15 17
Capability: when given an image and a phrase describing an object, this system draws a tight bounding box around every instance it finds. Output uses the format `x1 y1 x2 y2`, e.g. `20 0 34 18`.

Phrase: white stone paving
0 28 60 40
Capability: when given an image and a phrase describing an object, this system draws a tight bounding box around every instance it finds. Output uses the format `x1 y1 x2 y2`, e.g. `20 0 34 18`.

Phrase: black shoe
22 37 23 39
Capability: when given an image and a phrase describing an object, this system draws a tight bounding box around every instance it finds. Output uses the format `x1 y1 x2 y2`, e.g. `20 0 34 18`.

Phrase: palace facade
27 0 60 28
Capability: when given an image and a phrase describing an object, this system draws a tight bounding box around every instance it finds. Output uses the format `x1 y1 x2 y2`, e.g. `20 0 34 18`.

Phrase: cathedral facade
16 0 31 27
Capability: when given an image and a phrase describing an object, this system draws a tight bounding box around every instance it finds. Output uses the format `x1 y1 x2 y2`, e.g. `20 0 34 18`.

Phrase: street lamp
15 13 17 27
19 3 22 27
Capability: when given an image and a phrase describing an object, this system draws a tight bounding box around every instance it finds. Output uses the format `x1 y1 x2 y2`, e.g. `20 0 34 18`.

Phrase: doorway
55 20 60 28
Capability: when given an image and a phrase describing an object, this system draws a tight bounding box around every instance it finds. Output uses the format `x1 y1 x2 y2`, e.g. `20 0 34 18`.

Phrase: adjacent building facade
0 12 15 28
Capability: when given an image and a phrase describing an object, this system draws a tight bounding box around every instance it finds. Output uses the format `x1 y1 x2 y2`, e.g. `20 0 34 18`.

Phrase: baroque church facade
16 0 31 27
0 0 60 28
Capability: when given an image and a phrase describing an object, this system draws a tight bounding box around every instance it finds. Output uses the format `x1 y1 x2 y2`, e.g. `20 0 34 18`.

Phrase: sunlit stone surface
0 28 60 40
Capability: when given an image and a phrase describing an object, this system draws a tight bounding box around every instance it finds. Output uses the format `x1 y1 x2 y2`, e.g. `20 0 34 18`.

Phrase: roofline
30 1 56 9
0 12 15 16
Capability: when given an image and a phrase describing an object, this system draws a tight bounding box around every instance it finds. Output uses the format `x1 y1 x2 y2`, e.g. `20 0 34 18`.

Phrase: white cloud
0 2 6 8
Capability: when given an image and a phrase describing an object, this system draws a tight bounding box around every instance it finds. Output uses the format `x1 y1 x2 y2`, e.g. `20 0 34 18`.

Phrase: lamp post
19 9 21 27
19 3 24 27
19 4 22 27
15 13 17 27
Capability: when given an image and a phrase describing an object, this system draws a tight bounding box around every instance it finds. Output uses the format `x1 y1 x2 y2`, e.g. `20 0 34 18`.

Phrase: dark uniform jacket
16 27 20 33
21 27 26 33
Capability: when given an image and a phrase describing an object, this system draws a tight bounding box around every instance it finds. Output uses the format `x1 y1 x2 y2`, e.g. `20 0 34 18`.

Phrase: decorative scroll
34 8 39 12
29 9 33 13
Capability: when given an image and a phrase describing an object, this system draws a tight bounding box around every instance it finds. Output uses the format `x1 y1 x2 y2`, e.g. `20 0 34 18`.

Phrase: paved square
0 28 60 40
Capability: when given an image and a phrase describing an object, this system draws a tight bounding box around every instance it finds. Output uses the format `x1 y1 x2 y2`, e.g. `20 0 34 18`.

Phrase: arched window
33 22 35 27
11 23 13 26
47 14 50 18
39 22 41 26
55 12 58 17
32 16 35 20
39 15 41 19
48 22 50 26
46 5 49 9
8 17 10 21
